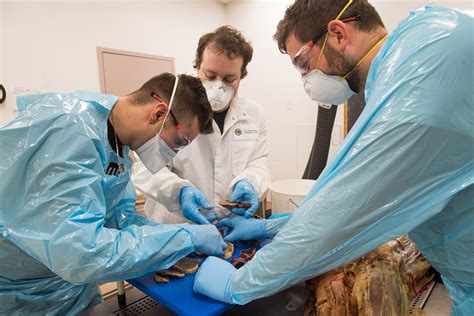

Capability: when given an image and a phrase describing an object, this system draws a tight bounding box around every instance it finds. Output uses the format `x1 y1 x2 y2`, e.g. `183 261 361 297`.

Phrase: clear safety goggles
151 92 191 151
292 15 361 75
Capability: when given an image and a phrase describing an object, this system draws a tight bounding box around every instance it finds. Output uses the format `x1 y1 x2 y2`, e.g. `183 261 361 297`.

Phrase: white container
270 179 316 214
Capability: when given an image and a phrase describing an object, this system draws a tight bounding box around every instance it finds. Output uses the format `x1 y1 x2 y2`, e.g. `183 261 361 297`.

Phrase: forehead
200 46 243 76
285 33 306 59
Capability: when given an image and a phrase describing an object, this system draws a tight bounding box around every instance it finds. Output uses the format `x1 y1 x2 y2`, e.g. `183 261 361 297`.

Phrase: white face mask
301 32 388 108
135 136 176 174
203 80 234 112
135 76 179 174
301 69 355 108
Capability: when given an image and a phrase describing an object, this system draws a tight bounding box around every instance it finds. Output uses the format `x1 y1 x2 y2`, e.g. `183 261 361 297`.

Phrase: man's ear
327 20 350 51
148 103 168 124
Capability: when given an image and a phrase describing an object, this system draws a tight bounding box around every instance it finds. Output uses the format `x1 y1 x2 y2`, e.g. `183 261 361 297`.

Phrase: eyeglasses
292 15 361 75
151 92 191 151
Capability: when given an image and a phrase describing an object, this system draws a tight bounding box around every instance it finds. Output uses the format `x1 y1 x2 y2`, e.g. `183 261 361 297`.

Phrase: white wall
0 1 10 125
2 1 225 93
1 0 472 179
0 1 3 83
0 0 224 126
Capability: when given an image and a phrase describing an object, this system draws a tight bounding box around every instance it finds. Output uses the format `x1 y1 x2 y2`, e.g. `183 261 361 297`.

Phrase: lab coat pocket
232 132 258 176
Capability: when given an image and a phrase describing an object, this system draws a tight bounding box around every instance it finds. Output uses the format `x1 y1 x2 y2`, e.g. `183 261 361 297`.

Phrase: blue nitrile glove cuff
179 186 192 204
232 179 254 190
193 256 236 304
254 218 267 240
265 213 292 239
179 186 205 208
268 212 292 219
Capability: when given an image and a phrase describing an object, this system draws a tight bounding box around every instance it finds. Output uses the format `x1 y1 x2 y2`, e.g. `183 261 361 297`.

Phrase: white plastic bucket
270 179 316 214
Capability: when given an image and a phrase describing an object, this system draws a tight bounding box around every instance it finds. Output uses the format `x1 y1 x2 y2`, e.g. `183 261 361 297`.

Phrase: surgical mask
302 34 388 108
203 80 234 112
135 75 180 174
135 136 176 174
297 0 387 108
302 70 355 108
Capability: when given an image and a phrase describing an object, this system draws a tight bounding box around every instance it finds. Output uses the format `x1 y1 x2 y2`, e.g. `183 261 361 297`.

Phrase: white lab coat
132 94 271 223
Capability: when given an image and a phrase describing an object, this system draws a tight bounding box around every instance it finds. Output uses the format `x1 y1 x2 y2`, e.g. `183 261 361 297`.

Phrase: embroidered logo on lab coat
235 128 258 136
244 129 258 134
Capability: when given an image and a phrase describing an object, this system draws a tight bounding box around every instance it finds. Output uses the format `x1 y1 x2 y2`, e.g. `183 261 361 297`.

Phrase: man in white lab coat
133 26 271 224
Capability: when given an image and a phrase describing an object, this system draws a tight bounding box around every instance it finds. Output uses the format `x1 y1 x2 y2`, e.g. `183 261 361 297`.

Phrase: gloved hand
217 216 266 242
180 186 217 224
193 256 236 304
178 224 227 256
229 180 259 218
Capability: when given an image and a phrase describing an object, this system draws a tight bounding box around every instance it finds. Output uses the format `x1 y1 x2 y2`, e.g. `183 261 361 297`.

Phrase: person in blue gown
0 73 227 314
193 2 473 315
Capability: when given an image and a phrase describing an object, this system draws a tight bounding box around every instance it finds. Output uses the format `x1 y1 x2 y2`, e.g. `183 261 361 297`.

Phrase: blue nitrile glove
268 212 291 219
229 180 259 218
217 216 266 243
180 186 217 224
178 224 227 256
193 256 236 304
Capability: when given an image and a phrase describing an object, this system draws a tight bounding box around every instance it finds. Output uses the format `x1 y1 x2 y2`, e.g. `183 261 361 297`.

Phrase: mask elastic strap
157 75 180 137
315 0 353 71
341 34 388 80
335 0 353 20
315 33 329 71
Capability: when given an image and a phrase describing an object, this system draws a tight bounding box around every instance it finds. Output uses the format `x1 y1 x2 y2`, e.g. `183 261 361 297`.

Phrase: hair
274 0 385 54
193 25 254 79
129 73 213 134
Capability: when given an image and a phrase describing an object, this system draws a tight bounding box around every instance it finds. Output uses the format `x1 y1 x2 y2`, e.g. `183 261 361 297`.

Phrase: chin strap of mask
302 104 338 180
0 85 6 104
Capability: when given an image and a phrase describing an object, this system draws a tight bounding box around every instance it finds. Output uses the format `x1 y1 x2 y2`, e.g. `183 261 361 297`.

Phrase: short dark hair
274 0 385 54
130 73 213 134
193 25 253 79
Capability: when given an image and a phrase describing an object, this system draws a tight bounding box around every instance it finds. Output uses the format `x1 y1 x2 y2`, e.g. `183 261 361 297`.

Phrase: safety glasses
151 92 191 151
292 14 361 75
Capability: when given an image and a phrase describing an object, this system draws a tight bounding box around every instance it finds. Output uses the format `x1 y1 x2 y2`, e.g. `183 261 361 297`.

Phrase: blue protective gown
229 5 474 314
0 92 195 314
